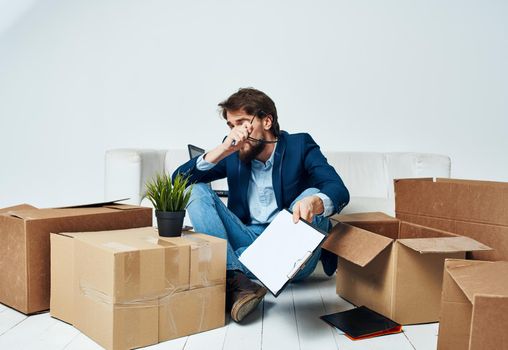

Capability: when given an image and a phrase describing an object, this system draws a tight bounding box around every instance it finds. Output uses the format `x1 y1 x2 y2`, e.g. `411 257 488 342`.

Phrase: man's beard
239 140 266 163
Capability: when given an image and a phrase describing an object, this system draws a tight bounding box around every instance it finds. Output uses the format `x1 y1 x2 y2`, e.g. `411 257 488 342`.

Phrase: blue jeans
186 183 332 282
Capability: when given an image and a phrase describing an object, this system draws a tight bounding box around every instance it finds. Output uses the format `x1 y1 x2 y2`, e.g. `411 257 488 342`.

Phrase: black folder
320 306 402 340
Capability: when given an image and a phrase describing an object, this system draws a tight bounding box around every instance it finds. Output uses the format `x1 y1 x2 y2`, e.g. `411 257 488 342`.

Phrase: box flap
331 212 398 223
397 236 492 254
103 204 144 210
51 231 88 239
446 260 508 303
53 198 130 209
0 204 37 215
395 178 508 226
4 204 148 221
322 223 393 267
4 209 42 220
436 178 508 187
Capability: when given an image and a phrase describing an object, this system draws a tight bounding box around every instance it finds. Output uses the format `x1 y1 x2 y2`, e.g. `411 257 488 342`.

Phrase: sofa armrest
104 149 167 205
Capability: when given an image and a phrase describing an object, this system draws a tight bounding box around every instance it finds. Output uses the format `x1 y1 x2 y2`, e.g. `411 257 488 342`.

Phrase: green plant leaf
143 172 193 212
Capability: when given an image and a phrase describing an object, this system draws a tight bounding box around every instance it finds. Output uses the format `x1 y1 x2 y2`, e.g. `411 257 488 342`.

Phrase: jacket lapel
238 159 251 217
272 132 287 209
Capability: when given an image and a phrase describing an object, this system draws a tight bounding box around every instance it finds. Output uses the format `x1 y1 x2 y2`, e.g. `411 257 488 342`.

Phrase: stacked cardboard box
51 227 226 350
438 259 508 350
393 178 508 348
0 202 152 314
323 212 490 325
395 178 508 261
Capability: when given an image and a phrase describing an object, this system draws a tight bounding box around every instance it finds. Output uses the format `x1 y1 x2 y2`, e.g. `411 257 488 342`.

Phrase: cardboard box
0 202 152 314
438 259 508 350
395 178 508 261
50 227 226 350
323 212 490 325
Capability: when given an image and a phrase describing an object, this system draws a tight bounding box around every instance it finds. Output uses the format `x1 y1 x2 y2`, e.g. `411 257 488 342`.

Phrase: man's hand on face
292 195 325 224
222 120 254 152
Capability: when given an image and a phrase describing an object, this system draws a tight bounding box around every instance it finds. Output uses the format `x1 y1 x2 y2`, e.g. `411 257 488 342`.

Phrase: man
173 88 349 322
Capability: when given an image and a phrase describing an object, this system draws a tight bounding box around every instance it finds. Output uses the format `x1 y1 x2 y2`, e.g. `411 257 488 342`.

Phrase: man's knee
187 183 214 205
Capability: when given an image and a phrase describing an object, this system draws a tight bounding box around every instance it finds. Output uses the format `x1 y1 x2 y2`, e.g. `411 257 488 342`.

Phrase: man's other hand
292 196 324 224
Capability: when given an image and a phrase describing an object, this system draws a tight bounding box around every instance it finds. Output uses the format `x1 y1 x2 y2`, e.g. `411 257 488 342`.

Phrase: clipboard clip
286 250 313 279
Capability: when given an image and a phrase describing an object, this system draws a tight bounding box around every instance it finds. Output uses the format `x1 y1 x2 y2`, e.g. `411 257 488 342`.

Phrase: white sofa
104 149 451 216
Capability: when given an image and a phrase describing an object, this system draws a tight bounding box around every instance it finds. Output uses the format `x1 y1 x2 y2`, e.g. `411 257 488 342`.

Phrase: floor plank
0 306 27 336
403 323 438 350
143 336 188 350
182 326 227 350
292 275 338 350
63 333 105 350
335 331 415 350
221 299 263 350
314 269 415 350
0 312 78 350
261 284 300 350
317 271 355 348
0 272 442 350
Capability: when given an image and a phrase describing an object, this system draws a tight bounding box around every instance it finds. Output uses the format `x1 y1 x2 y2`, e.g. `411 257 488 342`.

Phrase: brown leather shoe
226 270 267 322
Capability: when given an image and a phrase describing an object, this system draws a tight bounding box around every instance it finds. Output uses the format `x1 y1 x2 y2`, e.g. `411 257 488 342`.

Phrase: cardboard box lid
322 222 393 267
446 260 508 303
397 236 491 254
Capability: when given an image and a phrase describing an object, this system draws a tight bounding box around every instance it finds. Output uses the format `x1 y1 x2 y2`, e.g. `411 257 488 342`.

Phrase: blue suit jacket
173 131 350 224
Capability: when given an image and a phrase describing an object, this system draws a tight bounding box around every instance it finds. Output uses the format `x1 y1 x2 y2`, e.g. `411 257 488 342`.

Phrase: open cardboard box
323 212 490 325
438 259 508 350
51 227 226 350
395 178 508 261
0 201 152 314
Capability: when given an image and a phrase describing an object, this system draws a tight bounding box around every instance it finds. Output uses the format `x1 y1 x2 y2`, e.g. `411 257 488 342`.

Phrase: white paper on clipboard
238 209 326 296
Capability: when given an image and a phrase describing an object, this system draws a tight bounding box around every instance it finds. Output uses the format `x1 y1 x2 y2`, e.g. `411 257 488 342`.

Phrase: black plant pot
156 210 186 237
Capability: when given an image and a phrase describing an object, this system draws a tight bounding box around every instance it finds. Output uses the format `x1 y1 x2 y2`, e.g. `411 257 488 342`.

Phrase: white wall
0 0 507 208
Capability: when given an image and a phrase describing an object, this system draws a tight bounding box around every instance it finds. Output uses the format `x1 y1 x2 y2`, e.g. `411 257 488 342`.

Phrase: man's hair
218 88 280 137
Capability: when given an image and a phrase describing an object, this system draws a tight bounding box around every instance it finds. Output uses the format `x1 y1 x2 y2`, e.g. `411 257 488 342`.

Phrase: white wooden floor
0 265 438 350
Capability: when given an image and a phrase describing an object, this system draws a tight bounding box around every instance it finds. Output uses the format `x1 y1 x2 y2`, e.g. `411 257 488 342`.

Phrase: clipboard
238 209 327 297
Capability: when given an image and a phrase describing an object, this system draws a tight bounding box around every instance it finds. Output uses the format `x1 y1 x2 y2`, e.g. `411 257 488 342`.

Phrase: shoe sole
231 287 267 322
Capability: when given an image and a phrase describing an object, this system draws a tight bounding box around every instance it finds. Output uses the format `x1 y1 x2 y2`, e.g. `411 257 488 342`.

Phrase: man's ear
263 115 273 131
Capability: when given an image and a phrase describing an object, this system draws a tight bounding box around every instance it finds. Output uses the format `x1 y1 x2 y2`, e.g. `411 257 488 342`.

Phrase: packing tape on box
159 285 225 341
105 237 193 294
182 234 221 289
159 289 207 340
158 239 192 292
144 233 225 289
79 280 224 308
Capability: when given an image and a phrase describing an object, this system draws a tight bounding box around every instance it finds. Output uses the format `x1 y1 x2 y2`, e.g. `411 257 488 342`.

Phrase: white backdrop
0 0 507 208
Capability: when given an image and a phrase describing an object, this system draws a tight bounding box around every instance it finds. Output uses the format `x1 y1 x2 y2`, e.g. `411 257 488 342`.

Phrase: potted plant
144 172 192 237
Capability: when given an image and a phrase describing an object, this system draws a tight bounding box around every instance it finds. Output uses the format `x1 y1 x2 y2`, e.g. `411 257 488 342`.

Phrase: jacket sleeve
172 155 227 187
302 134 350 214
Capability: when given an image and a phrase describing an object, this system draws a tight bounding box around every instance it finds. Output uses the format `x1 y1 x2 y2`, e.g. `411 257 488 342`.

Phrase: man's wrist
314 193 334 217
204 144 233 164
312 195 325 215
